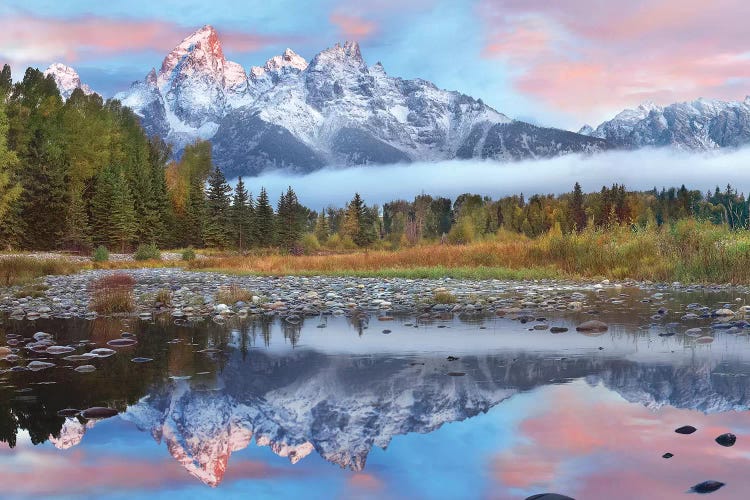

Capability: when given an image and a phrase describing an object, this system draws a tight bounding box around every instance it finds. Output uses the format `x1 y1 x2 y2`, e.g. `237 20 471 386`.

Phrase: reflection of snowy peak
48 418 95 450
44 63 94 100
115 26 607 177
123 352 516 485
581 98 750 149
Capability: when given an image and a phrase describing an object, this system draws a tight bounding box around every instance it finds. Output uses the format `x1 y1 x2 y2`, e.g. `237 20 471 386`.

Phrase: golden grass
0 257 80 287
89 273 136 314
187 221 750 284
216 284 255 304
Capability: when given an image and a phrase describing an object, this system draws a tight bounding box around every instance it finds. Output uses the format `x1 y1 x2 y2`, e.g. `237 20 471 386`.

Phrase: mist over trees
1 63 750 254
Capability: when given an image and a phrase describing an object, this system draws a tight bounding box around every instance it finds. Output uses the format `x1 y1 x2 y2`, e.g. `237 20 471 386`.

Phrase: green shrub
301 233 321 254
447 218 475 245
134 243 161 261
181 247 196 261
92 246 109 262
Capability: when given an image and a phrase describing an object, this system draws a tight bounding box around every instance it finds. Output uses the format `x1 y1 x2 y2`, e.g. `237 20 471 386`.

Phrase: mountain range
40 25 750 177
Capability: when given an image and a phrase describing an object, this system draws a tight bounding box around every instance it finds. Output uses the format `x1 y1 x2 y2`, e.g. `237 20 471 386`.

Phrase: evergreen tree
0 65 11 97
109 170 137 252
254 187 275 247
61 186 91 251
203 167 232 248
231 177 254 250
89 167 115 247
314 211 330 244
276 186 304 250
571 182 586 231
343 193 376 247
0 99 20 222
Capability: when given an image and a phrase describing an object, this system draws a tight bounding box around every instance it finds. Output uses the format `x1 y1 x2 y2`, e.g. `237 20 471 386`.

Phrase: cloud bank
236 147 750 208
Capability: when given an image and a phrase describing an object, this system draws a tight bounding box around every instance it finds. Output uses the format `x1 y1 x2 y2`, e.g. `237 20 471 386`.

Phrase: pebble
675 425 697 435
689 481 725 494
74 365 96 373
715 433 736 447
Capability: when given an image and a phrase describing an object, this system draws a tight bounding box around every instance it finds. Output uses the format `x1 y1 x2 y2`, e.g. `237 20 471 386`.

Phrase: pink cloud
330 13 378 39
0 15 280 66
490 386 750 498
479 0 750 121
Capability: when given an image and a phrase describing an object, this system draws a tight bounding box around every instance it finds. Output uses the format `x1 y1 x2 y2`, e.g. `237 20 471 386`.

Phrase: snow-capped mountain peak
265 48 308 72
588 96 750 149
116 27 607 176
44 63 93 100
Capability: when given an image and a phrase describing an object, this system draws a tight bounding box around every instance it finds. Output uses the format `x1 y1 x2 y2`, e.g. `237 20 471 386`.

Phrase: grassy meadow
3 220 750 286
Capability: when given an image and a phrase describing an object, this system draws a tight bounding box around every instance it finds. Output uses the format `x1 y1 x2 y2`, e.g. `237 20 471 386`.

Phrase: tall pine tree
203 167 232 248
254 187 275 247
231 177 254 250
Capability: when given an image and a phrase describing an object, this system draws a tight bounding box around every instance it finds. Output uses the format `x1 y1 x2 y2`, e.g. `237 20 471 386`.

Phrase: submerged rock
675 425 697 435
90 348 116 358
576 320 609 334
74 365 96 373
715 433 736 447
107 338 137 347
81 407 118 419
689 481 725 494
27 361 55 371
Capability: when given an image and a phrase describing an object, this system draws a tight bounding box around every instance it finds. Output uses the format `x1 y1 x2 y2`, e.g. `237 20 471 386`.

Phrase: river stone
107 338 138 347
685 328 703 337
90 348 116 357
46 345 75 355
715 433 736 447
675 425 697 434
550 327 568 333
689 481 725 494
74 365 96 373
695 336 714 344
63 353 97 362
27 361 55 371
576 320 609 334
81 407 118 419
131 357 153 363
0 347 11 356
33 332 53 341
714 308 735 317
662 453 673 459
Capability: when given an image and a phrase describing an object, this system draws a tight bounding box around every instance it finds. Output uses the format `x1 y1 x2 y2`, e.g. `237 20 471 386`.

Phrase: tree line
2 64 750 253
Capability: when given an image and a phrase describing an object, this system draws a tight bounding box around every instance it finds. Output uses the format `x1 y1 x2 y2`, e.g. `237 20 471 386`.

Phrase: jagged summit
114 26 606 175
43 63 94 100
586 96 750 149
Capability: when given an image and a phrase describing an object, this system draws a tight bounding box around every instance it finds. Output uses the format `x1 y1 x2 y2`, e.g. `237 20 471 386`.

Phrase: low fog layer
232 147 750 208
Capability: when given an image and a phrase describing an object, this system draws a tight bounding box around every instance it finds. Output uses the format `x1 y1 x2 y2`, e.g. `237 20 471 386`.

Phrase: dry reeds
89 273 136 314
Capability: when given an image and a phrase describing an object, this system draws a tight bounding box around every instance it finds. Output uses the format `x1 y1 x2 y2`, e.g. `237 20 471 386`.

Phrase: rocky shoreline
1 267 748 322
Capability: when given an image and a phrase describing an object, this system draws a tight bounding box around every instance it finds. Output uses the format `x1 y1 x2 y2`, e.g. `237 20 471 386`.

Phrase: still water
1 287 750 499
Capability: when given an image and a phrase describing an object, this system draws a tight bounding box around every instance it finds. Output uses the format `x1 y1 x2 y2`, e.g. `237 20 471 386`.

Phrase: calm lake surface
2 286 750 499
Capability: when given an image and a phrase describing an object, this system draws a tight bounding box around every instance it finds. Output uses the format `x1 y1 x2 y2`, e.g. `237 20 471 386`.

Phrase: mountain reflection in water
2 288 750 499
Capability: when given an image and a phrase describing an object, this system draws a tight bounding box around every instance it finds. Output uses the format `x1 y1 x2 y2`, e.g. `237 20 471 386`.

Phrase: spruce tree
314 211 330 244
254 187 275 247
0 99 20 222
276 186 304 250
231 177 254 250
109 170 137 252
203 167 232 248
571 182 586 231
61 186 91 251
90 167 115 247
